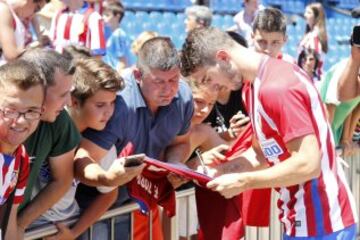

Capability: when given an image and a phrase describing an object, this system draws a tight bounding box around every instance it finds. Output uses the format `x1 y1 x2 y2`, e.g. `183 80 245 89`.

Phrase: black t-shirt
204 88 247 132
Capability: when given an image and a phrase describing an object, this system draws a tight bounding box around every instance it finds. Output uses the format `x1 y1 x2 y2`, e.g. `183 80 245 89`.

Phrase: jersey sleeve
260 76 316 143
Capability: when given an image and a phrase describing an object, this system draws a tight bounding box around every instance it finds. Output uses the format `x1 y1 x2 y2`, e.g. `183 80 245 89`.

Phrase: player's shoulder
260 58 310 96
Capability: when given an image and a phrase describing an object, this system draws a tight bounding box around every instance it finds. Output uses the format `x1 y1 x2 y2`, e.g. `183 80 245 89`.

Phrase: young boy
0 60 44 240
251 7 295 63
102 1 131 72
33 57 125 239
49 0 106 56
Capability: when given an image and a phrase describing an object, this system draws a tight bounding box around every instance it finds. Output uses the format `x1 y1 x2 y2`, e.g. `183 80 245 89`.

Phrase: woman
298 47 320 82
299 2 328 79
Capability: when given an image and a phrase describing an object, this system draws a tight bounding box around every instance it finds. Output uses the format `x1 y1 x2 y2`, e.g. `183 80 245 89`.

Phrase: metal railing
25 152 360 240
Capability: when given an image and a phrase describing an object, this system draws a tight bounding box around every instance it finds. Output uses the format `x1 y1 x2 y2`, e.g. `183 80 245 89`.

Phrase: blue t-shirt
83 69 194 159
103 27 131 69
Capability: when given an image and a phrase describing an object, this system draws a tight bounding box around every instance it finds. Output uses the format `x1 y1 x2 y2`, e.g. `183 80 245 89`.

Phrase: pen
195 149 208 175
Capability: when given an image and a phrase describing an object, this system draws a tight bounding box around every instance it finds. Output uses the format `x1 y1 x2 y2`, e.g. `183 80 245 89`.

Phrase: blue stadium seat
135 11 149 21
171 23 185 36
222 15 234 29
176 13 185 23
149 11 162 21
162 12 177 22
155 22 169 35
212 14 223 28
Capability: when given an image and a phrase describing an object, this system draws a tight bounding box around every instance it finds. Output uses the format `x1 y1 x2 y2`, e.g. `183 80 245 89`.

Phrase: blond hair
131 31 159 55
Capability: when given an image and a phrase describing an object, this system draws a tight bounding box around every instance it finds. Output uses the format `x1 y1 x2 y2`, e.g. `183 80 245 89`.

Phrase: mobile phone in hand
351 25 360 47
124 154 145 167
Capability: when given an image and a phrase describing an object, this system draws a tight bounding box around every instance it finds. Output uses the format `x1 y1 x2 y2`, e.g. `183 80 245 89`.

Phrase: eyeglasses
0 108 42 121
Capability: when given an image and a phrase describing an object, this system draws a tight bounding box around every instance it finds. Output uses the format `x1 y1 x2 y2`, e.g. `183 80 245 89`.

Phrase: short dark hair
252 7 287 35
137 37 180 74
103 1 125 23
72 58 124 105
0 59 45 91
226 31 248 48
181 27 235 77
297 48 320 78
20 49 75 86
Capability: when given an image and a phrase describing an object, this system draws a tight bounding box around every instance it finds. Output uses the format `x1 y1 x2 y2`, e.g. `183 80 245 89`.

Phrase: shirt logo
260 138 284 159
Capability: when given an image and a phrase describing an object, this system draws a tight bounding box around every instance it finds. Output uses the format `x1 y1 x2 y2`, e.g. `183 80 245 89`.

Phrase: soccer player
181 27 358 239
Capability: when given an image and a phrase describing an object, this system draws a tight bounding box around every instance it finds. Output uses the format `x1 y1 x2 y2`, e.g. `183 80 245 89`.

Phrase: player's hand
196 165 218 178
167 172 188 189
44 223 75 240
106 157 145 186
207 172 251 199
201 144 229 166
228 111 250 138
166 162 189 188
350 44 360 63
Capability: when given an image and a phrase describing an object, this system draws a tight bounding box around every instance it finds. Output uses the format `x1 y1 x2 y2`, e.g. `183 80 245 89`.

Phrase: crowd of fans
0 0 359 240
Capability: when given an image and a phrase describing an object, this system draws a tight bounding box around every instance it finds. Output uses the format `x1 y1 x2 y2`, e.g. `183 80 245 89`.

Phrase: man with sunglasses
0 0 49 65
0 60 45 240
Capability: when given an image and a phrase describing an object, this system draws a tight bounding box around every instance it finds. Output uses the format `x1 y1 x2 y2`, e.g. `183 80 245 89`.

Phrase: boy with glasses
0 60 45 240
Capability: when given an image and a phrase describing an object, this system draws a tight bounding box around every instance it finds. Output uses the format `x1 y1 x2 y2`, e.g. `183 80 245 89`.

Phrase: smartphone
124 154 145 167
352 25 360 47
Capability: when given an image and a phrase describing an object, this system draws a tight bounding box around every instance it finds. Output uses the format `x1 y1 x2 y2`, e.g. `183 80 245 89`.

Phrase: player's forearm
165 142 192 164
220 147 267 174
338 57 360 101
70 190 118 238
18 179 72 228
246 153 321 189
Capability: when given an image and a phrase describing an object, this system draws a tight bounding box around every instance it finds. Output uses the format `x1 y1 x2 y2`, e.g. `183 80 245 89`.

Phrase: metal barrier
25 152 360 240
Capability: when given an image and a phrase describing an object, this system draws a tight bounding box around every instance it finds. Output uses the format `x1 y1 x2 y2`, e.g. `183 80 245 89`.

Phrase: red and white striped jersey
50 3 106 56
246 57 357 237
0 145 29 205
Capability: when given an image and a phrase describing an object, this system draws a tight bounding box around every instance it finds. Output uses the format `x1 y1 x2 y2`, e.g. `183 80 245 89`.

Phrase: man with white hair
184 5 212 32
